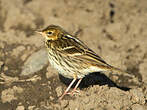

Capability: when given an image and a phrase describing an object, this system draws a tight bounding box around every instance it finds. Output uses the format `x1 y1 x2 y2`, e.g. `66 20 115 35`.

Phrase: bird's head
36 25 66 41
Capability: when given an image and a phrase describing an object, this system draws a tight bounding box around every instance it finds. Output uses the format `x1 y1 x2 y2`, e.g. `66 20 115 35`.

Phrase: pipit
36 25 132 99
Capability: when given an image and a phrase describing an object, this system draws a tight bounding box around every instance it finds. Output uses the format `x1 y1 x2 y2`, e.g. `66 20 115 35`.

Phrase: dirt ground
0 0 147 110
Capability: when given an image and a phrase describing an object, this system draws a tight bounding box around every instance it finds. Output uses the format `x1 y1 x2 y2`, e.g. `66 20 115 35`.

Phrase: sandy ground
0 0 147 110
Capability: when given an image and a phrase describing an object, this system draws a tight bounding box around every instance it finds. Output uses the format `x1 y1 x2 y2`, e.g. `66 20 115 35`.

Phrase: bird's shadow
59 72 130 91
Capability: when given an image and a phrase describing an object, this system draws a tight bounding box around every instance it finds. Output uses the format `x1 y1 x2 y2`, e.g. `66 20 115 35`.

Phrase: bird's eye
47 31 53 35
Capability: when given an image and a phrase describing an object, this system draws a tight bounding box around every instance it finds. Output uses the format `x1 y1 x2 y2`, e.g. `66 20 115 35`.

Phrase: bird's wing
57 35 111 68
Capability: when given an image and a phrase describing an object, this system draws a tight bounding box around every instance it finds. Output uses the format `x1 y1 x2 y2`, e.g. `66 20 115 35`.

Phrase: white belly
47 50 106 79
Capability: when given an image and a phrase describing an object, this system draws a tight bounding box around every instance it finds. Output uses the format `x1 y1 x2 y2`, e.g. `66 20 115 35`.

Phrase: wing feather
57 35 111 68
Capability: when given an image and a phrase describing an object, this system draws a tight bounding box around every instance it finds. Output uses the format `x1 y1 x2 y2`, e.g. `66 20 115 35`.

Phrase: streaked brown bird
36 25 137 99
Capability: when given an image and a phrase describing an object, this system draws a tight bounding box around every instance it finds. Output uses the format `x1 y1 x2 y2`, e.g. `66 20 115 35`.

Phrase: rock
21 49 48 76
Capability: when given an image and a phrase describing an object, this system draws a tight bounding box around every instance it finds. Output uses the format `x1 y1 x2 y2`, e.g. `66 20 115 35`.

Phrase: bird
36 25 137 99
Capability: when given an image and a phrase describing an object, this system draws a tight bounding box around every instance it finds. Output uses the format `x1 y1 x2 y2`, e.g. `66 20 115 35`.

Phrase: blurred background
0 0 147 110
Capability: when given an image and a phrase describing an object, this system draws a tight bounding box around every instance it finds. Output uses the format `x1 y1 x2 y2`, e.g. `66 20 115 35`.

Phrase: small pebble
46 66 57 78
16 105 25 110
60 100 69 108
132 104 145 110
49 96 54 100
28 106 36 110
0 61 4 69
55 86 63 97
4 66 8 71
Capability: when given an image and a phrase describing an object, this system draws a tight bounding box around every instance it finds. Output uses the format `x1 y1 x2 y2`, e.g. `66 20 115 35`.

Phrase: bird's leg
70 78 82 95
59 78 76 100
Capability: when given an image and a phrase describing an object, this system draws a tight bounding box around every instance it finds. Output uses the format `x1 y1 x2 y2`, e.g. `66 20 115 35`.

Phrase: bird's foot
67 89 80 96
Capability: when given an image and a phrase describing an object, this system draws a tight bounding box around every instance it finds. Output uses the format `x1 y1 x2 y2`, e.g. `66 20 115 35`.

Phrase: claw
59 78 82 100
66 89 80 96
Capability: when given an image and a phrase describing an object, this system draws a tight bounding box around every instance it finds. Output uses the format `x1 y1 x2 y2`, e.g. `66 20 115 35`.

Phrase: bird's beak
35 30 43 35
35 31 46 38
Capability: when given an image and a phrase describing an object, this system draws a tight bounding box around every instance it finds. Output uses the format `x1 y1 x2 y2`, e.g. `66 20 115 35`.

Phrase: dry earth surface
0 0 147 110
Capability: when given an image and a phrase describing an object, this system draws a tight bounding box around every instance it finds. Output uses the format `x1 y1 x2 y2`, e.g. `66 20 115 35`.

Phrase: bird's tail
110 66 128 74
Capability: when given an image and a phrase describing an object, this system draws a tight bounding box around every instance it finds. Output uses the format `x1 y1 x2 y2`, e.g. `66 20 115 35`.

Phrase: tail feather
111 66 128 74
